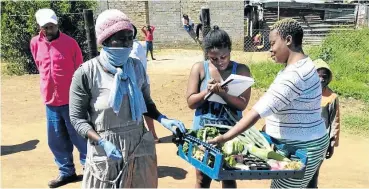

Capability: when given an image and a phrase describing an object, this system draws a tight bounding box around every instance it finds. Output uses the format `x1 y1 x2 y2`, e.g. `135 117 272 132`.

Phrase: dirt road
1 50 368 188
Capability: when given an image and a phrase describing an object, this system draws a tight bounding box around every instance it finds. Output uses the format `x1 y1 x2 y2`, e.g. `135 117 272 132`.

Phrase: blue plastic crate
177 135 307 180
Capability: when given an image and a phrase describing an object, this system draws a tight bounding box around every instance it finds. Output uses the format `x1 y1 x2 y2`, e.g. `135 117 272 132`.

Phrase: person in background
141 24 156 60
186 25 252 188
195 13 203 40
307 59 340 188
208 18 329 188
69 9 186 188
182 14 195 32
253 32 262 46
130 24 159 143
30 8 87 188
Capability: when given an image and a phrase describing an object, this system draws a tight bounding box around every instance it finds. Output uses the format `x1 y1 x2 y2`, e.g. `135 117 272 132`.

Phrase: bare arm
210 70 305 144
330 97 340 147
209 109 261 143
186 63 208 109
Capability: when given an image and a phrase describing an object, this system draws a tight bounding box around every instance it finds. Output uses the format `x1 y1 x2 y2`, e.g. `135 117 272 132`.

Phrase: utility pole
201 7 211 60
83 9 98 59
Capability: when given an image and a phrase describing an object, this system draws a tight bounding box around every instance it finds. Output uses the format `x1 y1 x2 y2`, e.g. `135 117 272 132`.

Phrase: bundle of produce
181 126 298 170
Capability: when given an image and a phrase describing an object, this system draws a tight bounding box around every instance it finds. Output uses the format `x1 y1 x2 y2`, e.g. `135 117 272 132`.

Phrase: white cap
35 8 58 27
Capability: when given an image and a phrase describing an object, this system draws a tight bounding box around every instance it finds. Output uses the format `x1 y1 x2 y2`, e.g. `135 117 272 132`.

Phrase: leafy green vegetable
224 156 237 167
247 144 290 162
182 142 189 153
196 127 220 141
267 151 290 162
222 138 245 155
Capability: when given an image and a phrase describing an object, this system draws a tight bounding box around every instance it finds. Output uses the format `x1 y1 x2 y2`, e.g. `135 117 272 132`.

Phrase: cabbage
222 138 245 155
196 127 220 141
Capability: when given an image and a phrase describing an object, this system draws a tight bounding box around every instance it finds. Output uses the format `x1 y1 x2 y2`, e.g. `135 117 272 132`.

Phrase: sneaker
48 174 78 188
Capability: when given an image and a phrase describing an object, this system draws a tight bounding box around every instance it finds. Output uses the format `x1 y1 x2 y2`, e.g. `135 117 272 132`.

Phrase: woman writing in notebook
186 25 252 188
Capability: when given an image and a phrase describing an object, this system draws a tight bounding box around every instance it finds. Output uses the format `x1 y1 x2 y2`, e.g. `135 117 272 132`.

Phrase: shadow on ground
1 139 40 156
158 166 188 180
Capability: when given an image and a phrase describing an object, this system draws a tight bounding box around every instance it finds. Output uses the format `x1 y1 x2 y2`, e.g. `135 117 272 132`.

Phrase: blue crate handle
185 135 221 153
178 135 224 179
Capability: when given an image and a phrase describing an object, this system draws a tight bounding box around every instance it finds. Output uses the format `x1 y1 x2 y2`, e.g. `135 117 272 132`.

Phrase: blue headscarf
100 47 147 122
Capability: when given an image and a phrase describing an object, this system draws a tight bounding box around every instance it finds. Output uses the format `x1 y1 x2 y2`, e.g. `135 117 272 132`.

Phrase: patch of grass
247 61 282 89
306 29 369 102
340 98 369 136
342 115 369 136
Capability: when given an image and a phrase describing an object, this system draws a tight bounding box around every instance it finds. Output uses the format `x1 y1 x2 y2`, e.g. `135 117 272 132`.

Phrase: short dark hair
183 14 188 19
271 18 303 47
203 25 232 53
132 24 137 39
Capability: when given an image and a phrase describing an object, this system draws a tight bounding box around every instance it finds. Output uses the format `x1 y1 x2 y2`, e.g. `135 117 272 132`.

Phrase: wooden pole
83 9 98 59
201 7 211 60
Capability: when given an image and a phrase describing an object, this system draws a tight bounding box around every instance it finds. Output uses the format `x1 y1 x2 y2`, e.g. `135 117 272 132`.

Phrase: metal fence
244 29 271 52
243 27 357 52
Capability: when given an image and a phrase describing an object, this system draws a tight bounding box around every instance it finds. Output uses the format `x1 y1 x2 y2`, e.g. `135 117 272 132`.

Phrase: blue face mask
101 46 132 67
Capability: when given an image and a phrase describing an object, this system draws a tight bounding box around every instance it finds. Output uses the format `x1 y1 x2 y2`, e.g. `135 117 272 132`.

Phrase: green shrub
1 1 96 75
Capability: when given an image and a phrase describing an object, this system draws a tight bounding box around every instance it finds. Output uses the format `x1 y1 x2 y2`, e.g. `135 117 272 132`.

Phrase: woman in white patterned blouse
209 18 329 188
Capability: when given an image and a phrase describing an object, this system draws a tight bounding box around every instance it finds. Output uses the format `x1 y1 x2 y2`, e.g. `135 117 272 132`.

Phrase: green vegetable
244 127 272 150
247 144 290 162
203 124 271 150
267 151 290 162
196 127 220 141
222 138 245 155
181 128 219 166
183 142 189 153
185 129 197 137
224 156 237 167
247 144 269 160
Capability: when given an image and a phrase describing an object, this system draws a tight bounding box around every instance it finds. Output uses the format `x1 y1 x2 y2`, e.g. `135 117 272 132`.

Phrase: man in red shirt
141 25 156 60
30 8 87 188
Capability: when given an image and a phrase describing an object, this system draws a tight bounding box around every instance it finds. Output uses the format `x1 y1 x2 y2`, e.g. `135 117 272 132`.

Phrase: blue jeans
46 105 87 177
184 25 192 32
146 41 153 51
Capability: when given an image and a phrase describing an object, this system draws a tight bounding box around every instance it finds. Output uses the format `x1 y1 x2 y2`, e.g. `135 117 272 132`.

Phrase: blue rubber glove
98 139 122 160
158 115 186 134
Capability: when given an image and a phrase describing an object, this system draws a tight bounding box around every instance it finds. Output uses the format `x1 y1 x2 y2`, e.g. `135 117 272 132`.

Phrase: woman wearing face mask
69 9 186 188
208 18 329 188
186 25 252 188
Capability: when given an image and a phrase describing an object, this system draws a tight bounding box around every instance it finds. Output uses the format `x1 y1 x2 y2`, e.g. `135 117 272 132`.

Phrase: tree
1 1 97 75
